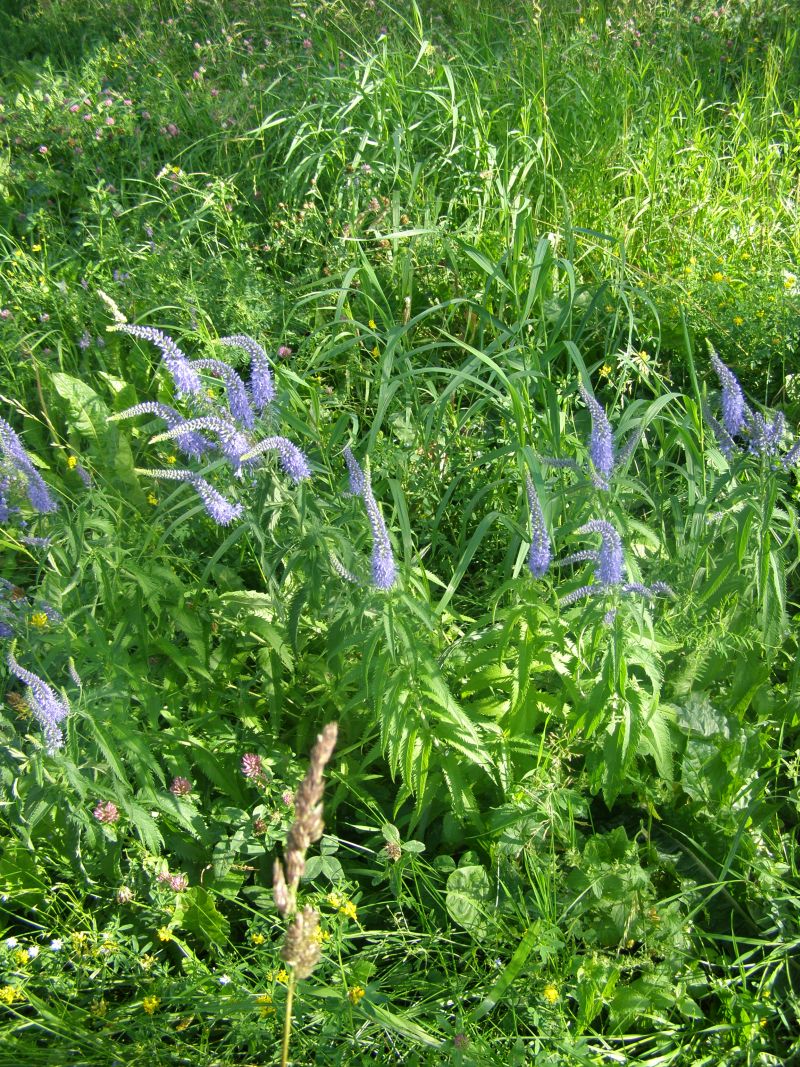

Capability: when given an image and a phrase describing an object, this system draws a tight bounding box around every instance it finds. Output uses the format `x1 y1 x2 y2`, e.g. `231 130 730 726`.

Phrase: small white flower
50 939 63 951
27 945 39 959
218 974 231 986
5 937 17 949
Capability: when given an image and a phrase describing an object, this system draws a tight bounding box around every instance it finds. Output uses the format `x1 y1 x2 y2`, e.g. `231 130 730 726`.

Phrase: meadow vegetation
0 1 799 1063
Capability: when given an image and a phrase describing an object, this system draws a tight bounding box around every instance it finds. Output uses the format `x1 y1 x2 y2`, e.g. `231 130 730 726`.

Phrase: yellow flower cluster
542 983 559 1004
29 613 48 629
0 986 19 1005
257 993 275 1017
348 984 366 1005
142 995 160 1015
328 892 357 921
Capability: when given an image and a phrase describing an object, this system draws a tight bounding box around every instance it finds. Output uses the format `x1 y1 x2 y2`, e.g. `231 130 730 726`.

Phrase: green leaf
175 886 230 947
0 842 46 908
639 703 674 781
470 922 542 1021
50 372 108 437
446 864 492 937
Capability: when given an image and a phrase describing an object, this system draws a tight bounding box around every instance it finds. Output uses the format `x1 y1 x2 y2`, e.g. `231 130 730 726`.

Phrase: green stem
280 972 296 1067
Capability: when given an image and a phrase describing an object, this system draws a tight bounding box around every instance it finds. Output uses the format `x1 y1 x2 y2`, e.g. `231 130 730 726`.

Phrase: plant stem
280 972 296 1067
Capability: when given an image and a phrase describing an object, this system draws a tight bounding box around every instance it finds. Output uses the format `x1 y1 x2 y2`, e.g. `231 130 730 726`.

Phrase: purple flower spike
343 447 367 496
193 476 243 525
343 448 396 590
219 335 275 412
0 418 58 514
365 488 396 590
560 583 601 607
190 358 254 428
710 352 749 439
782 439 800 468
6 652 69 752
703 405 736 458
114 323 202 397
150 416 251 472
240 436 311 483
578 384 615 490
525 475 551 578
576 520 624 586
745 410 784 458
112 401 213 460
138 467 242 525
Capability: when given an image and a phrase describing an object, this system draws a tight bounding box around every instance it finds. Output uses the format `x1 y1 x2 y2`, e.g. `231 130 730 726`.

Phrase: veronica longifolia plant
341 448 396 591
540 381 641 490
559 520 671 615
111 321 310 525
0 417 58 517
525 475 551 578
6 651 70 752
706 348 800 465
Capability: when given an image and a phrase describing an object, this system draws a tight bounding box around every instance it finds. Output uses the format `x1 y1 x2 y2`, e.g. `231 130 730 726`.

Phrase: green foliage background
0 1 799 1064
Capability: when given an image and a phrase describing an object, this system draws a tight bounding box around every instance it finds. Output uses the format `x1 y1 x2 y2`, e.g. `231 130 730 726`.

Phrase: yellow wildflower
371 345 379 358
368 319 377 330
599 364 612 378
13 949 29 968
142 995 159 1015
348 984 365 1005
29 612 48 629
542 983 559 1004
711 271 725 283
638 349 650 364
340 900 358 921
67 455 78 470
251 932 266 946
166 454 177 465
206 388 215 398
139 954 156 970
157 927 172 942
733 316 744 326
327 892 342 909
257 993 275 1017
175 1016 194 1031
147 493 158 506
0 986 18 1005
276 969 289 985
311 926 331 945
